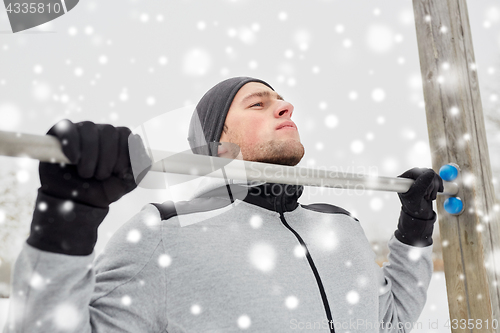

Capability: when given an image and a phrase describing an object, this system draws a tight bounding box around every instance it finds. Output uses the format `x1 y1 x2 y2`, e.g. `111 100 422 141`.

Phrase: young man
4 77 443 332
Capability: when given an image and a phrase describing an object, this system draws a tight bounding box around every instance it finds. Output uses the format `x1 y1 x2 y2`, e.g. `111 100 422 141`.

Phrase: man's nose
274 101 294 118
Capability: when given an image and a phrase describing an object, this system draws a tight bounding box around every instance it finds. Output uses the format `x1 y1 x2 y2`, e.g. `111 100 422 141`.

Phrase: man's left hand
397 167 444 220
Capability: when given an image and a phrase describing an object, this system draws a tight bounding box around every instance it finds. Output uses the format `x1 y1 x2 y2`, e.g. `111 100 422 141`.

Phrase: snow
182 48 212 76
158 254 172 268
190 304 201 315
121 295 132 306
350 140 364 154
314 228 338 251
158 56 168 66
371 88 386 102
237 315 251 329
249 243 276 272
346 290 360 304
74 67 84 77
324 115 338 128
68 26 78 36
126 229 141 243
408 248 423 261
249 215 263 229
29 272 46 290
285 295 299 309
53 303 80 330
0 103 21 131
293 245 306 258
369 197 384 211
278 12 287 21
366 25 394 53
98 55 108 65
33 65 43 74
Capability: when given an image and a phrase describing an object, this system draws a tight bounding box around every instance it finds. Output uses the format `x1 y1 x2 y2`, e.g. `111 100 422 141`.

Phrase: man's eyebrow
240 91 285 104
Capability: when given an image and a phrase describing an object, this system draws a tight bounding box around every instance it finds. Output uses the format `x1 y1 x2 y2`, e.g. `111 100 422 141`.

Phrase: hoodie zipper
275 195 335 333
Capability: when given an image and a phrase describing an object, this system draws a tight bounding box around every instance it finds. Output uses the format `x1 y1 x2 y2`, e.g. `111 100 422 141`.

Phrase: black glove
27 119 151 255
395 167 444 247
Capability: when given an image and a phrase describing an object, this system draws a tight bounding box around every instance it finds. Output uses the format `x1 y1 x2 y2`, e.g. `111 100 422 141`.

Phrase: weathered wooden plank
412 0 500 332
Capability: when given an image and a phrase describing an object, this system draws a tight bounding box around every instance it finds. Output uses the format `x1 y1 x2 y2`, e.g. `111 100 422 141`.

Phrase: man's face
218 82 305 166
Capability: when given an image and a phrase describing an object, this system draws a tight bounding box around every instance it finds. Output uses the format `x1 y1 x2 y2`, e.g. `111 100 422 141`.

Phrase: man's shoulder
300 203 359 222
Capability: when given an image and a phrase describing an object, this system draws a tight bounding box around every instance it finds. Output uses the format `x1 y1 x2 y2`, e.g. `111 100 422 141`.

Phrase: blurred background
1 0 499 331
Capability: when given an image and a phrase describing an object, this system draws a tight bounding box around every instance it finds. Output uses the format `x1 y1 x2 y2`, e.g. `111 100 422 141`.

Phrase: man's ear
217 142 241 160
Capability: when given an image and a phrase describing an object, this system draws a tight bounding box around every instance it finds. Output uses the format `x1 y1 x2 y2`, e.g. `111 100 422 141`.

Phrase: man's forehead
237 83 284 104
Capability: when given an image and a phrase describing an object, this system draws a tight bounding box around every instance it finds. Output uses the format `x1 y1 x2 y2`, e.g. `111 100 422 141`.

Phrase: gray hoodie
4 179 433 333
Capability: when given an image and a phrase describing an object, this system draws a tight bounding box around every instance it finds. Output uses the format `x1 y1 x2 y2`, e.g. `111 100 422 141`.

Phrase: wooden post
413 0 500 331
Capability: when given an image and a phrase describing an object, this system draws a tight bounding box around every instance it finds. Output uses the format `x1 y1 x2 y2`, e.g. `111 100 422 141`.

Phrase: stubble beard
227 135 305 166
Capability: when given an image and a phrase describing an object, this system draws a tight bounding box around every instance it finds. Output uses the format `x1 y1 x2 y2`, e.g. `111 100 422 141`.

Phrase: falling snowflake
29 272 46 290
408 248 422 261
182 48 212 76
343 39 352 48
350 140 364 154
68 26 77 36
16 170 30 183
158 56 168 66
74 67 84 77
60 200 74 213
98 55 108 64
33 65 43 74
249 215 263 229
369 197 383 211
121 295 132 306
84 26 94 35
0 103 22 130
127 229 141 243
371 88 386 102
197 21 206 30
191 304 201 315
237 315 251 329
324 114 339 128
158 254 172 267
249 243 276 272
53 303 80 330
367 25 394 53
346 290 360 304
238 27 256 44
285 296 299 309
293 245 307 258
33 82 52 101
314 228 338 251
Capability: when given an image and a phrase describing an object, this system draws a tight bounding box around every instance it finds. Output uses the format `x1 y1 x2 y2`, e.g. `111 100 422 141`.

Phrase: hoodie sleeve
377 234 434 332
3 204 167 333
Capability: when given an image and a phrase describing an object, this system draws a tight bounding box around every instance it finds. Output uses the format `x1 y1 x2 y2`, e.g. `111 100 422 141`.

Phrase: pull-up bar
0 130 461 199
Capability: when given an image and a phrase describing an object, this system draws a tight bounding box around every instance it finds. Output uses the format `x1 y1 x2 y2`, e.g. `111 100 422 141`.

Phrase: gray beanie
188 76 274 156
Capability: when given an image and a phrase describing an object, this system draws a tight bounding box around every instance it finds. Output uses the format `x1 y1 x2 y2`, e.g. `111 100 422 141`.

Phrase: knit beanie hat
188 76 274 156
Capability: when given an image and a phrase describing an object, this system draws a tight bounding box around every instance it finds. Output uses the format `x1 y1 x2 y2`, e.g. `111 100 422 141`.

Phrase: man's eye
251 102 263 107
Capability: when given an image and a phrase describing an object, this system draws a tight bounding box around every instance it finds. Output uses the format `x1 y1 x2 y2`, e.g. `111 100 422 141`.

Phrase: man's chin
252 139 305 166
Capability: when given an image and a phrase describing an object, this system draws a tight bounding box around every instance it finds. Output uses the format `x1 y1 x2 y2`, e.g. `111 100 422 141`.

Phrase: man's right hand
27 119 151 255
39 119 142 208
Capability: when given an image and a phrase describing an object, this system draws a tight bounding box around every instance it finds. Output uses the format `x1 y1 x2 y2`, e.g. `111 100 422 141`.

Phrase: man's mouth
276 121 297 130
